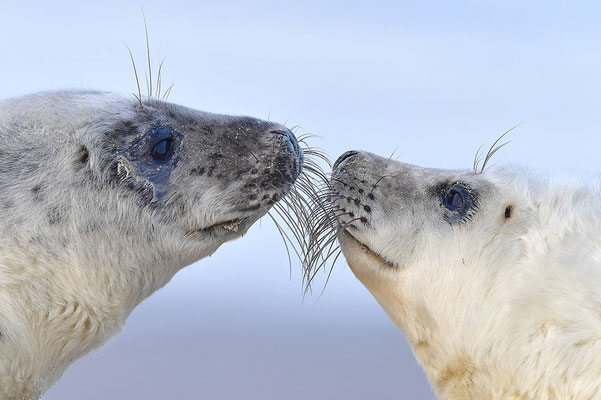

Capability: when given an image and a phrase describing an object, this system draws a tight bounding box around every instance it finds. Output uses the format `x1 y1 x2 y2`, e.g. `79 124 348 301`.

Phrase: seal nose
271 127 301 159
333 150 360 171
270 126 303 182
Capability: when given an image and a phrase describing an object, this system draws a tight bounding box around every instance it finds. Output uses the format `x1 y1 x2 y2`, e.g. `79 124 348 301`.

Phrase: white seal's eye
443 188 465 211
440 185 474 222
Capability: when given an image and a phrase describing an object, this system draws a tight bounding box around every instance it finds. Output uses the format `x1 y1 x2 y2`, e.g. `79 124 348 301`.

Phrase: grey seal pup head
0 90 303 258
313 149 601 399
0 90 303 398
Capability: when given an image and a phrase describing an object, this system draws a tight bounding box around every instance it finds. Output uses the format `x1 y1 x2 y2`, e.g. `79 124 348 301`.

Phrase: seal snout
271 127 301 158
225 124 304 221
270 126 303 182
329 150 400 268
329 150 374 230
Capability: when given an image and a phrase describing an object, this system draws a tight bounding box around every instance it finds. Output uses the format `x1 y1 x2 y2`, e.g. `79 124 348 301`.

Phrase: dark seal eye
151 138 174 161
443 188 465 211
440 185 475 222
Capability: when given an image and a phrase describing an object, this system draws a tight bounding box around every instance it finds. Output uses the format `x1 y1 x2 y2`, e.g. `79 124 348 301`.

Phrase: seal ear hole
504 205 513 220
76 145 90 167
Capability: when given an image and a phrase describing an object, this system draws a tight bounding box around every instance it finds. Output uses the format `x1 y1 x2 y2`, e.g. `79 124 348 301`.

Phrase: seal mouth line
185 217 248 237
341 229 398 268
212 218 245 232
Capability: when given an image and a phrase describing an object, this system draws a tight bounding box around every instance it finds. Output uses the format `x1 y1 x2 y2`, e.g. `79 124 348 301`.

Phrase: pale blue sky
2 1 601 398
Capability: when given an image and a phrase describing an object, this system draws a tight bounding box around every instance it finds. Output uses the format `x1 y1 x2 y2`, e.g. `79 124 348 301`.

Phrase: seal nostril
271 128 301 156
269 126 303 182
333 151 360 171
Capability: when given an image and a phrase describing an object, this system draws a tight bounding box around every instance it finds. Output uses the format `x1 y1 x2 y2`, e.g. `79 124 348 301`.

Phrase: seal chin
339 229 398 268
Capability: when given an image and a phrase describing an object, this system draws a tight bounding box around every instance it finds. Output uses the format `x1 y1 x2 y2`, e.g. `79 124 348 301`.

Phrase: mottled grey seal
0 90 303 399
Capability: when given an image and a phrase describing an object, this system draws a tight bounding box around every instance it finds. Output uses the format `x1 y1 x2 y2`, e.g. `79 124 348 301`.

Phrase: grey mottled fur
0 90 302 399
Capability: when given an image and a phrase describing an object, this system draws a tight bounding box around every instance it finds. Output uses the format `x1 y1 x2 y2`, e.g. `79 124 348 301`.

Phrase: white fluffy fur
332 152 601 399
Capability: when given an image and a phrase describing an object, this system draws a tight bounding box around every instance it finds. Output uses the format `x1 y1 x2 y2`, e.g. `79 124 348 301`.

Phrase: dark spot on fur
78 220 102 234
209 153 224 160
190 167 205 176
249 194 257 200
358 189 364 194
364 205 371 213
354 199 360 205
360 217 368 223
504 205 513 220
368 193 375 200
113 120 138 139
47 207 63 225
349 212 355 217
251 168 258 174
31 185 44 202
207 166 216 177
347 197 352 202
349 186 355 191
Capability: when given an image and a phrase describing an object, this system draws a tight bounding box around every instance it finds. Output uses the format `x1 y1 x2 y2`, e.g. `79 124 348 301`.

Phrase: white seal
0 90 303 399
328 150 601 399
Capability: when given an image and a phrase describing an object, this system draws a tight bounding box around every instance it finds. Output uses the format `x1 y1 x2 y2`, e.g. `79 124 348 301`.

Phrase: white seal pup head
0 90 304 398
323 150 601 399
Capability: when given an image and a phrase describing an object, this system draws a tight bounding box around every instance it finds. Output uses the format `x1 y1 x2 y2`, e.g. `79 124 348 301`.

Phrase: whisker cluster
267 134 345 294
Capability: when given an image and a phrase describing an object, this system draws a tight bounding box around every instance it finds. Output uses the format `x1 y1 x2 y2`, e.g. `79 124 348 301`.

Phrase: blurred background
2 1 601 398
